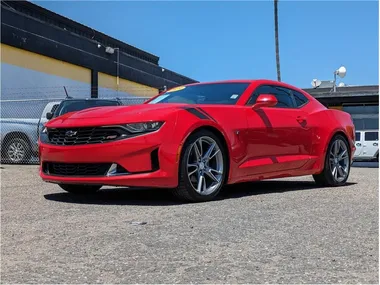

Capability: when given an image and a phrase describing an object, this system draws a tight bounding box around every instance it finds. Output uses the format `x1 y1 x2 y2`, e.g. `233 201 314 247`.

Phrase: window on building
343 105 379 115
364 118 379 129
353 119 365 130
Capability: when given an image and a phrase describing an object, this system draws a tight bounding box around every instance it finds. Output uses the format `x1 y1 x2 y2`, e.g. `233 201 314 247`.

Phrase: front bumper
39 132 179 188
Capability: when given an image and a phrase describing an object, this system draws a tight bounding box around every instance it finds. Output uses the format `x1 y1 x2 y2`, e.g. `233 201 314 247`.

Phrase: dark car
46 98 123 120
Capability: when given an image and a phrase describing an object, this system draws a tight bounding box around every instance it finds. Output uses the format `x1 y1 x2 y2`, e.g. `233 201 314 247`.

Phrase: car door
354 131 363 157
242 85 313 175
363 131 378 158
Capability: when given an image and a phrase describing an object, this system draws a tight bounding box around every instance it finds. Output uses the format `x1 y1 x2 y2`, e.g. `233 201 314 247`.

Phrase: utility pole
274 0 281 81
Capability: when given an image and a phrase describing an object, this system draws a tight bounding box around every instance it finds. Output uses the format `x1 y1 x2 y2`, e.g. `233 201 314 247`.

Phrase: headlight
123 121 164 134
39 127 49 143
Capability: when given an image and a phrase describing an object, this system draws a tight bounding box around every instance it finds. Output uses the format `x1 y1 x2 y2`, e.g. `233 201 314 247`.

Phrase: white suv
354 130 379 162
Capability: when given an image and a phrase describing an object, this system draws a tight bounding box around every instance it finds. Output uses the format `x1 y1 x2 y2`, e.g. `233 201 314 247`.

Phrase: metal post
333 72 337 92
115 48 120 92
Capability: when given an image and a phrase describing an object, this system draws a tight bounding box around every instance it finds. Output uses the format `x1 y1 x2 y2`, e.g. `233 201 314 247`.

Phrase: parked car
354 130 379 162
1 101 60 164
2 98 122 164
46 98 123 120
39 80 356 202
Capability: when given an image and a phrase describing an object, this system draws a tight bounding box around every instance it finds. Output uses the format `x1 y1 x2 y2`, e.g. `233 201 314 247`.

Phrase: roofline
63 98 121 100
1 2 198 88
303 85 379 98
3 0 160 64
181 79 308 92
183 79 254 86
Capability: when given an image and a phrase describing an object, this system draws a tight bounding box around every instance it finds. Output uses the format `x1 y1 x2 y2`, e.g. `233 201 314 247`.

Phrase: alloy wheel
329 139 349 183
186 136 224 195
7 141 26 163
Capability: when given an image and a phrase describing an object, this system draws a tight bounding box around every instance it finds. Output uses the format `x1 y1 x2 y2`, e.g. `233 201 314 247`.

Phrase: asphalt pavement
1 164 378 284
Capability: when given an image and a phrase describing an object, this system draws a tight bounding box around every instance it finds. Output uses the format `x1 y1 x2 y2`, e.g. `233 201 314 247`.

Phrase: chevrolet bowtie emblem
65 130 77 137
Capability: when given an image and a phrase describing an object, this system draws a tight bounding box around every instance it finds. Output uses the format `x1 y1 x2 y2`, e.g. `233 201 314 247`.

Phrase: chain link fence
1 86 151 165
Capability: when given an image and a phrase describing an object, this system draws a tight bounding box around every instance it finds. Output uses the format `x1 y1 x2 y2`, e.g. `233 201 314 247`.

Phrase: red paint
252 94 278 110
39 79 356 188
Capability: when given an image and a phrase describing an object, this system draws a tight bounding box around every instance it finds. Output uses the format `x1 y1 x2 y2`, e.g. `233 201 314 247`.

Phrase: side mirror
46 112 53 120
252 94 278 110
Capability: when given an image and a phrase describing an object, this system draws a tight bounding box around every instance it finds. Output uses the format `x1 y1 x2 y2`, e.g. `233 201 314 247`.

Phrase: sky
34 0 379 88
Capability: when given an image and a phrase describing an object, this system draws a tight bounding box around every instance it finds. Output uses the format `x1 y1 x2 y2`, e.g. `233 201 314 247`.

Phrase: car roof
61 98 121 101
180 79 306 91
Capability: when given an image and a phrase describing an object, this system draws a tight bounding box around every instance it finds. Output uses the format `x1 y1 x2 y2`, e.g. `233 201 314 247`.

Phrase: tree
274 0 281 81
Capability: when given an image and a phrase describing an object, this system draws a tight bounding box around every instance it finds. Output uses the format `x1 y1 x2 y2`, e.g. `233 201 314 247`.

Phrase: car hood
45 103 187 128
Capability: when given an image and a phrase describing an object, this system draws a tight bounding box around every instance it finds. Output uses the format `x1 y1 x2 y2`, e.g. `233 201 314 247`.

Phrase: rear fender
313 109 355 172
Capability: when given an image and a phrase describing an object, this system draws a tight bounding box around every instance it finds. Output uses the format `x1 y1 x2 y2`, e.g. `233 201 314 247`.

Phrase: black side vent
150 148 160 171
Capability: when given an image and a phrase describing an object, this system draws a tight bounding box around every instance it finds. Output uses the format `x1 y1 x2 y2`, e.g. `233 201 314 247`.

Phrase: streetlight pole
99 44 120 95
333 71 337 93
333 66 347 93
114 48 120 92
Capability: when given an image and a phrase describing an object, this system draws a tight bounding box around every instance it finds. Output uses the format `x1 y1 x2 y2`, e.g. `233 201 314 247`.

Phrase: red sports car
39 80 355 202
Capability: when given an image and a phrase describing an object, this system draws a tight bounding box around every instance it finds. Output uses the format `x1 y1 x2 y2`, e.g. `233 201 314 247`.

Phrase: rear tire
171 130 228 203
58 184 102 194
313 134 351 187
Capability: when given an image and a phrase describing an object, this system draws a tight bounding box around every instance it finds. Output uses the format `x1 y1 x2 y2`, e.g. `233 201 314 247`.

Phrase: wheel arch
329 130 351 154
1 131 33 162
318 129 351 173
179 124 231 184
2 131 33 149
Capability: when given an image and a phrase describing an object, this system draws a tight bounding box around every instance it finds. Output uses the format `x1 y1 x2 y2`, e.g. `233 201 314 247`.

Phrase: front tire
58 184 102 194
172 130 228 202
3 137 31 164
313 134 351 187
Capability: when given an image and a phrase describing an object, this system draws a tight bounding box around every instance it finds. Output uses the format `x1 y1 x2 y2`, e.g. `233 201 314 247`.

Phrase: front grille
47 127 127 145
43 162 112 176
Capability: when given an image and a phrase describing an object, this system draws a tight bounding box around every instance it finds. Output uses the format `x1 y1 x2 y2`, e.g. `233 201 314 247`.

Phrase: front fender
171 107 248 184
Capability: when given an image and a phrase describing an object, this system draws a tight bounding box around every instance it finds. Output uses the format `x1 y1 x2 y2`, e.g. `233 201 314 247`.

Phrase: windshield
148 82 250 105
54 100 120 117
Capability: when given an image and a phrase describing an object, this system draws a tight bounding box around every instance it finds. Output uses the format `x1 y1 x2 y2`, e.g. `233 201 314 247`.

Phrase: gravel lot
1 164 378 284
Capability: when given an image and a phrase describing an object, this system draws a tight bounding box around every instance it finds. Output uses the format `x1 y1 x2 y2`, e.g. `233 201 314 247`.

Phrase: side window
272 87 295 108
292 90 309 107
51 104 59 114
355 132 361 141
364 132 378 141
246 85 295 108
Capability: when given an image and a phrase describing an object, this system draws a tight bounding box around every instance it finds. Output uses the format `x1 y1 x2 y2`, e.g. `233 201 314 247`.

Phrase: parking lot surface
1 164 378 284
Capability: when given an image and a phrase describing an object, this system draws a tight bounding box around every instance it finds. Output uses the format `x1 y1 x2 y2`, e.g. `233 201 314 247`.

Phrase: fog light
106 163 129 176
106 163 118 176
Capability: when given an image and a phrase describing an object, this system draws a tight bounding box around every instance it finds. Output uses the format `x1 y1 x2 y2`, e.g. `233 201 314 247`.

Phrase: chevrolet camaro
39 80 356 202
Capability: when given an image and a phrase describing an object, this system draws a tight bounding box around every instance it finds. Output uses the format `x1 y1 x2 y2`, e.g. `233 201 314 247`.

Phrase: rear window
365 132 378 141
355 132 361 141
54 100 120 117
51 104 59 114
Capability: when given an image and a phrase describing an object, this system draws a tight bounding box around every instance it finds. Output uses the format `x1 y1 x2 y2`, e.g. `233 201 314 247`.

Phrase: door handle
374 143 378 146
356 143 362 146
